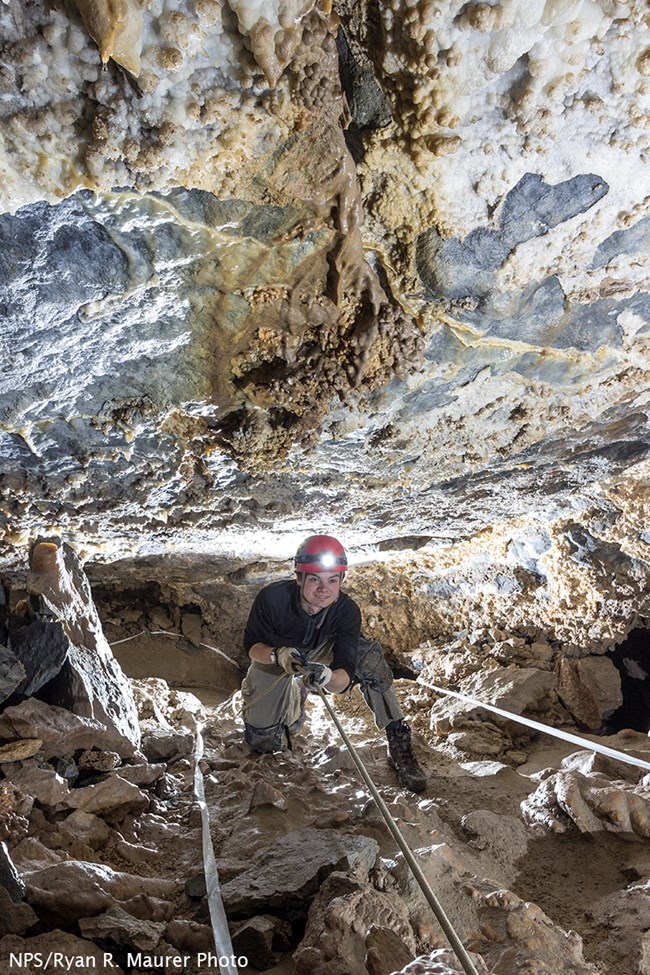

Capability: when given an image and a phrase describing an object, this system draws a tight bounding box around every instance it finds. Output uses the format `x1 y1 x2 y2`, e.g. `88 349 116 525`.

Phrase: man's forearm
326 668 351 694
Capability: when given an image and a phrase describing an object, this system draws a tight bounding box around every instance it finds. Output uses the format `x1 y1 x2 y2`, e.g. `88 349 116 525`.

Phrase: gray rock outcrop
221 828 379 917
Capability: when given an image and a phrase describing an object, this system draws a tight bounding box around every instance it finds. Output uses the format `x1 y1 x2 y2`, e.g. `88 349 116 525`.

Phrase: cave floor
193 684 644 975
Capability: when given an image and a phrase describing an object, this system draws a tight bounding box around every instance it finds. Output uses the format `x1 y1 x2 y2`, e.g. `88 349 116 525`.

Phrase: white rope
419 679 650 773
193 722 239 975
306 676 481 975
109 629 242 668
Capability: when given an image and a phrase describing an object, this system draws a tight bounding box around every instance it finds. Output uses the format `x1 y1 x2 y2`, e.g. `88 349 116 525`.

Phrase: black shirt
243 579 361 681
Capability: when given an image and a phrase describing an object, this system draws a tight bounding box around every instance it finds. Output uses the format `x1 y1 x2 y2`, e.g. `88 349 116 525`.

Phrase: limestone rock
0 644 26 705
78 748 121 771
58 810 112 851
27 541 140 754
4 762 71 807
430 665 557 739
0 739 42 763
521 769 650 837
25 860 181 926
0 781 32 845
460 810 529 872
0 842 25 902
221 828 379 917
294 871 416 975
468 881 597 975
141 728 194 763
78 905 166 951
365 925 417 975
114 839 162 867
10 619 70 697
164 919 213 954
111 761 166 786
63 773 150 822
231 915 292 970
0 842 38 936
557 656 623 731
248 780 287 812
0 698 136 761
0 885 39 936
392 950 489 975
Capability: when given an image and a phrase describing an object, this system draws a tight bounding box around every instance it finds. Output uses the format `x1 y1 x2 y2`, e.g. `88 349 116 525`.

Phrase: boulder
10 620 70 697
430 665 556 738
0 644 26 705
111 762 166 786
221 828 379 917
521 769 650 838
294 871 416 975
366 926 417 975
392 949 489 974
557 656 623 731
26 541 140 754
79 905 166 951
63 774 150 823
0 886 39 936
25 860 181 926
248 780 287 812
231 915 292 970
0 843 38 937
58 811 112 852
164 919 213 954
141 728 194 763
4 762 71 807
0 739 42 763
468 880 597 975
0 698 136 760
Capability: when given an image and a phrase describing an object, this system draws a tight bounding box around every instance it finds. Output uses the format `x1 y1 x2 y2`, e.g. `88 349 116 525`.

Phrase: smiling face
297 571 342 614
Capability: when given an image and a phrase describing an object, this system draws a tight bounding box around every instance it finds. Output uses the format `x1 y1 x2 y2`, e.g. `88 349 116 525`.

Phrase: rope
192 722 239 975
109 629 242 669
419 679 650 773
305 677 481 975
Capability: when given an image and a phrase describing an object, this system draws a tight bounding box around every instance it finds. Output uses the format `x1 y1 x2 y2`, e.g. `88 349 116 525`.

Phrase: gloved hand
303 662 333 691
276 646 304 674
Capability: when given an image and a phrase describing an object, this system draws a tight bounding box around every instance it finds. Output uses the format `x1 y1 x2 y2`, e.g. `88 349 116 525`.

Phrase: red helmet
294 535 348 574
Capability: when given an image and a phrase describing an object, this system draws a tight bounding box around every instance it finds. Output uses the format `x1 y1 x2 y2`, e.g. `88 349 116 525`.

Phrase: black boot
386 720 426 793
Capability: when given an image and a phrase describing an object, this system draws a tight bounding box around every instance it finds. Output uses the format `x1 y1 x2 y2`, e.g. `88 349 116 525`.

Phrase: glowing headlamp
319 552 336 568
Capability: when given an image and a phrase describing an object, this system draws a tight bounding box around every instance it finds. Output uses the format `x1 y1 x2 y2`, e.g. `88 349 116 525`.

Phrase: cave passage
604 628 650 733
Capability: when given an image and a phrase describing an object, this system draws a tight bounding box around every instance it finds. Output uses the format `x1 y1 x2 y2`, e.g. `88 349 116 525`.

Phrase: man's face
298 571 342 612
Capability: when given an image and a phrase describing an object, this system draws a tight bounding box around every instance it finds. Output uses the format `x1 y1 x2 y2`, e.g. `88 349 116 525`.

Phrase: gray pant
241 637 404 751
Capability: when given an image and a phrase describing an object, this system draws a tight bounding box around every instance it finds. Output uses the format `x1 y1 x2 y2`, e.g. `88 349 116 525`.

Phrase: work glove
276 646 304 674
302 661 333 691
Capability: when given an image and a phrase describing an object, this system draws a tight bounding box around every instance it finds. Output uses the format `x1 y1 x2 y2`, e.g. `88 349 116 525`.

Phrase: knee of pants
355 639 394 692
244 720 285 753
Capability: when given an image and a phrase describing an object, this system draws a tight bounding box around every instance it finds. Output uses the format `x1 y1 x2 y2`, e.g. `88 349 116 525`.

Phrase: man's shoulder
336 590 361 618
256 578 296 602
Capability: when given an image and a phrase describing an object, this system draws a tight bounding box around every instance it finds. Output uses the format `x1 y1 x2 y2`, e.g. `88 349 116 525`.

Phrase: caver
241 534 426 793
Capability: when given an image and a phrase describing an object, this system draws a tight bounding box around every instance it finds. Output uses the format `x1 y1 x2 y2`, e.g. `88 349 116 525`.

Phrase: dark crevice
602 627 650 733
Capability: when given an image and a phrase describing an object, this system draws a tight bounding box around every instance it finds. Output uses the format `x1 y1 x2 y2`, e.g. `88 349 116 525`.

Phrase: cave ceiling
0 0 648 616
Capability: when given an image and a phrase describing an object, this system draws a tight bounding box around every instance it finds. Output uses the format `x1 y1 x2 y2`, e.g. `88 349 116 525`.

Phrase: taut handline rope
419 679 650 773
192 722 239 975
308 678 481 975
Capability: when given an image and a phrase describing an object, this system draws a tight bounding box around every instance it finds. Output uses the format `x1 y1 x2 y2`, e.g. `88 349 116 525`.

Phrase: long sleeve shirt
243 579 361 681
